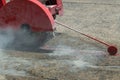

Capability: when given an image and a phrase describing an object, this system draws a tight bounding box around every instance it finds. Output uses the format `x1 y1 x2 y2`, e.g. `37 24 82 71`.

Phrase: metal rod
55 20 110 47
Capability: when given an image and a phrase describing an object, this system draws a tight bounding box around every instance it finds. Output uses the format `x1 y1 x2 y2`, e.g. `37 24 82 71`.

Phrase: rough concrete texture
0 0 120 80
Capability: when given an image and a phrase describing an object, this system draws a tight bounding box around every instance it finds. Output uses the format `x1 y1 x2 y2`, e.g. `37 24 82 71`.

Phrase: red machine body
0 0 63 32
0 0 6 8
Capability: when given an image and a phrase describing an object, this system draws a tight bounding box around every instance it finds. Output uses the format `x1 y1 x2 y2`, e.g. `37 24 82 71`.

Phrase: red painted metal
0 0 6 8
47 5 57 15
56 0 63 16
107 46 118 55
46 0 63 16
55 21 118 55
0 0 55 32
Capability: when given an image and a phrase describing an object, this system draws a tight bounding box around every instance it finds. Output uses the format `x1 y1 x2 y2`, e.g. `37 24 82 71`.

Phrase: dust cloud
0 28 32 76
0 28 106 75
48 45 106 70
0 28 15 62
0 28 14 49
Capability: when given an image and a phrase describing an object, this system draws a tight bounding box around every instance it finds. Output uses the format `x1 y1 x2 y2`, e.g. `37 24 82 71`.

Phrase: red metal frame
47 0 63 16
56 0 63 16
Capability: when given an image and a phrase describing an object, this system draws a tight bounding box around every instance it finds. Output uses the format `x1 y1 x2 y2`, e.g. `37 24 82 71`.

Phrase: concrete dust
0 28 34 76
0 28 14 49
47 44 106 70
0 28 56 76
49 45 75 56
0 52 31 76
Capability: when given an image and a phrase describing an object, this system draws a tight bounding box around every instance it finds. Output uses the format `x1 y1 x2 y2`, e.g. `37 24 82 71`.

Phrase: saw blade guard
0 0 55 32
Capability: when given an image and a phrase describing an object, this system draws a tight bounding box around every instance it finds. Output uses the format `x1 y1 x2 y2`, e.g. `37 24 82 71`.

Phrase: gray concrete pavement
63 0 120 5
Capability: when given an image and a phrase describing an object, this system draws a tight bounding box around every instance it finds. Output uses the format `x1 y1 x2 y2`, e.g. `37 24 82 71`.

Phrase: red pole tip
107 46 118 55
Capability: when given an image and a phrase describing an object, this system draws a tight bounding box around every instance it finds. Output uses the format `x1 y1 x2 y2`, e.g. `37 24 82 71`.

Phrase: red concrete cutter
0 0 63 32
0 0 118 55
